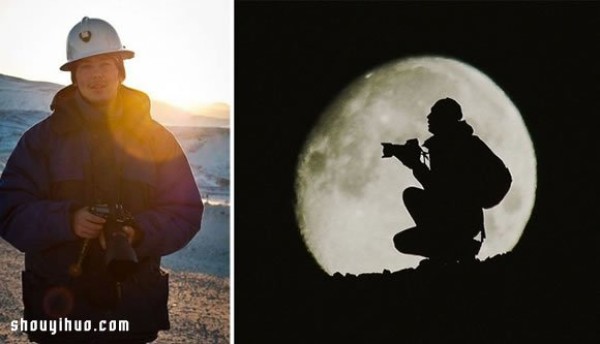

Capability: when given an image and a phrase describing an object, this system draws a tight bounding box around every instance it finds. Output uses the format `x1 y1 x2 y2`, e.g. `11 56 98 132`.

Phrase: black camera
89 203 138 281
381 138 421 159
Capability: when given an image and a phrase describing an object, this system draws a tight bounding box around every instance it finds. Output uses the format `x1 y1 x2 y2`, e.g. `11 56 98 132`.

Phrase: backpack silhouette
474 139 512 209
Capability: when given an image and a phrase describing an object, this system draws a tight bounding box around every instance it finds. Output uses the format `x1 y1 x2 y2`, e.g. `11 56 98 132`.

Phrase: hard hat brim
60 50 135 71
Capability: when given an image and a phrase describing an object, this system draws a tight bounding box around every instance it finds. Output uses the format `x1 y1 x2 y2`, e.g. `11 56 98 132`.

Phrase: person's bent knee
402 187 423 204
393 232 403 252
393 231 411 253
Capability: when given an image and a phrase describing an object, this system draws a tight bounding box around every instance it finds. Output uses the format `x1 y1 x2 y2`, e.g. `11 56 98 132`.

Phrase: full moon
295 56 537 275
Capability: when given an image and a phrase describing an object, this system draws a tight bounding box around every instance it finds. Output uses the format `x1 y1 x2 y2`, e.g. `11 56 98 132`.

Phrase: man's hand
72 207 106 239
398 139 423 169
399 154 422 169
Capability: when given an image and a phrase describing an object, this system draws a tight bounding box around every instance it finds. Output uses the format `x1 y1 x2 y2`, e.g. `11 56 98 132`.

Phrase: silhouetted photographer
382 98 512 265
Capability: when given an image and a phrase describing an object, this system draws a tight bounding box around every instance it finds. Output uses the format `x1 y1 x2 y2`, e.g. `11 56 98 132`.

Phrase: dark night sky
234 2 600 340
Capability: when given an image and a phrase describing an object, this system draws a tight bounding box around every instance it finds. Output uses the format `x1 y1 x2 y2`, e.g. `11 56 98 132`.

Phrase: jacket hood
49 84 153 135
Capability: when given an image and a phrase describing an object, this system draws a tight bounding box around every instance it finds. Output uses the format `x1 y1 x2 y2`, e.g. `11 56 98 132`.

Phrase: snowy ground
162 204 230 277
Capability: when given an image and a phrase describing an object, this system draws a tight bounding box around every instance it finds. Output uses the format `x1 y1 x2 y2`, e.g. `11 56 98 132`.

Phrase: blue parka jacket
0 85 203 342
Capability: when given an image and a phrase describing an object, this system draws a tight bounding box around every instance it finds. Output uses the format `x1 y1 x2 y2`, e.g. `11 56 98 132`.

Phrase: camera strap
420 148 430 169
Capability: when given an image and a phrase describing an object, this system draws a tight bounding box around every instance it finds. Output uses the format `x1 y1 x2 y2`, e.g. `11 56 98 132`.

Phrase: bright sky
0 0 231 115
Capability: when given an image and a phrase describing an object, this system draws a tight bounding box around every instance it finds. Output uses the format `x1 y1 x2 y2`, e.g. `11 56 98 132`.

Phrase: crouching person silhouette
383 98 511 266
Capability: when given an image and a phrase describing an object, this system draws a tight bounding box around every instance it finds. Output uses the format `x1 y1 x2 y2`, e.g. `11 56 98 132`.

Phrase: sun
125 62 226 115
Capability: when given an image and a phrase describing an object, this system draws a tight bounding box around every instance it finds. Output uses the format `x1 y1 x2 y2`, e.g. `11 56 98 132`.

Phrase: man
386 98 510 265
0 17 203 343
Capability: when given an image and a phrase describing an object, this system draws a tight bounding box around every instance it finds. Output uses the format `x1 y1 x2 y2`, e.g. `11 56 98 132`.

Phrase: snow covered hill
0 74 229 127
0 74 62 112
0 73 229 276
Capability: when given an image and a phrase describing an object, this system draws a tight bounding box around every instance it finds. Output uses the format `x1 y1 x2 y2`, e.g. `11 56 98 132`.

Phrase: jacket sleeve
411 161 431 189
132 128 204 258
0 125 78 253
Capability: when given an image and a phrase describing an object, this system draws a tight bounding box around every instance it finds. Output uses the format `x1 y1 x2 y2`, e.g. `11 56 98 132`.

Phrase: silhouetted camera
381 138 421 160
89 203 138 281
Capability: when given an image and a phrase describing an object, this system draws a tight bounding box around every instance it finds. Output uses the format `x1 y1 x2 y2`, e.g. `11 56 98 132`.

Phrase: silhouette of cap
431 98 462 121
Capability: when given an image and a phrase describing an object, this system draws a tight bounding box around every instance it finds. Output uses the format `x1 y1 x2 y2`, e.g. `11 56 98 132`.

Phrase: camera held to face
381 138 426 168
381 138 419 158
89 203 138 281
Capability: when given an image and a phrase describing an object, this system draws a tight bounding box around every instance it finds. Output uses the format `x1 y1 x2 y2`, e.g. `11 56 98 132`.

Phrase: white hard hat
60 17 134 71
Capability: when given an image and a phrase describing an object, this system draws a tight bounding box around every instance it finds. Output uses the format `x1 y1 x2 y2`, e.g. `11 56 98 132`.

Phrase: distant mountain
0 74 63 112
171 126 230 205
0 73 229 128
152 100 229 128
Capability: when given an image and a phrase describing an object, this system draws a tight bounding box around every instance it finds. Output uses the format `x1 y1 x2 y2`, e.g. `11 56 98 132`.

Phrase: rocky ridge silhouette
280 232 600 343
